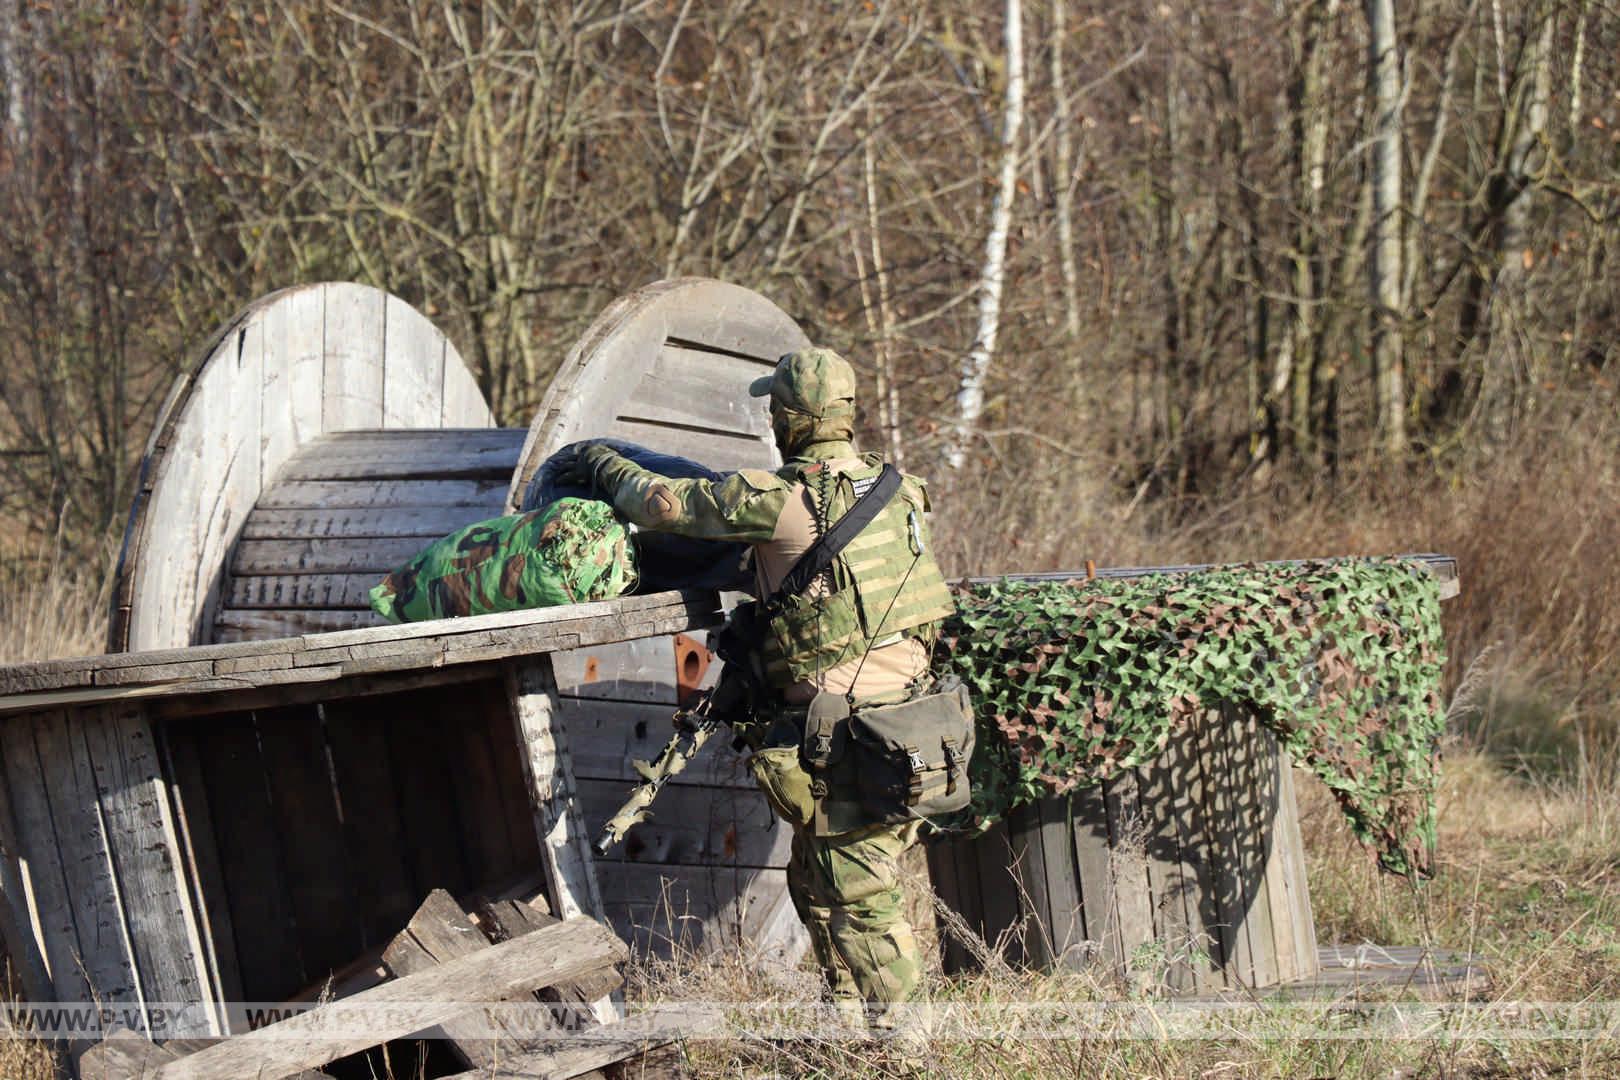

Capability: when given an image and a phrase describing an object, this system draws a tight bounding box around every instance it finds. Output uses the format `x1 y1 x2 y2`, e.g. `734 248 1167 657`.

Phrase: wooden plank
318 699 419 948
190 316 264 644
258 283 326 487
605 419 769 474
1035 797 1086 971
441 681 530 885
0 717 79 1006
387 700 475 901
80 1028 181 1080
440 337 492 427
1165 712 1223 990
1069 782 1118 971
506 658 605 924
1197 706 1258 990
224 573 379 611
551 639 682 704
577 779 787 870
148 916 627 1080
189 714 306 1001
36 712 145 1011
321 283 386 432
973 818 1020 966
240 505 490 541
591 862 786 959
1136 748 1194 992
254 478 510 511
255 706 367 990
1227 710 1280 989
1 591 722 712
624 345 775 439
1251 722 1301 985
80 705 216 1030
1102 773 1153 983
159 723 246 1015
1004 802 1050 968
439 1029 685 1080
381 889 524 1069
129 354 204 650
561 698 754 790
1272 747 1319 980
382 293 449 429
231 536 433 575
477 897 625 1004
214 608 383 641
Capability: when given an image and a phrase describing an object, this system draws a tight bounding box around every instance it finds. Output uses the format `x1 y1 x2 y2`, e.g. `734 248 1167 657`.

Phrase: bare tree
1366 0 1408 454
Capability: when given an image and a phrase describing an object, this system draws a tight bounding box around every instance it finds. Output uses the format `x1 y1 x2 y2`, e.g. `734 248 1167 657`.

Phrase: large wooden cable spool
110 282 494 650
509 278 811 963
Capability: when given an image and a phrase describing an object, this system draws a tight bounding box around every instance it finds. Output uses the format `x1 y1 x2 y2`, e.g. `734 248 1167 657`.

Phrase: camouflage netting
936 558 1446 878
371 498 636 622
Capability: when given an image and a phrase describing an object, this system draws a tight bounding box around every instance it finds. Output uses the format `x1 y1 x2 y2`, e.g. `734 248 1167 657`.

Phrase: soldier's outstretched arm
582 443 789 543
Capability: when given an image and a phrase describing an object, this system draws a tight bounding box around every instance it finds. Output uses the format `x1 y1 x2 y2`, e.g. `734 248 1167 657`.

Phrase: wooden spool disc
510 278 811 966
506 277 809 512
110 283 492 652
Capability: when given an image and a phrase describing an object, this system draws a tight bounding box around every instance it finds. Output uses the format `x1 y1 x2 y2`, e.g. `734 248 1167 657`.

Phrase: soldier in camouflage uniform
575 348 956 1025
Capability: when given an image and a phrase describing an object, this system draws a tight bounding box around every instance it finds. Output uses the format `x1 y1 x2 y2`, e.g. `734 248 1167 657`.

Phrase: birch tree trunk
948 0 1025 471
1051 0 1082 344
1365 0 1407 455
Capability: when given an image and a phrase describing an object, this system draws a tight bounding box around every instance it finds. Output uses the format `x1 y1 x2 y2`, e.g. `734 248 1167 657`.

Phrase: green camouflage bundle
937 559 1446 878
370 498 636 623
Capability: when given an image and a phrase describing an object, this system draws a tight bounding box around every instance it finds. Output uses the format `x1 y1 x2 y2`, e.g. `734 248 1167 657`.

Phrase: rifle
592 662 752 856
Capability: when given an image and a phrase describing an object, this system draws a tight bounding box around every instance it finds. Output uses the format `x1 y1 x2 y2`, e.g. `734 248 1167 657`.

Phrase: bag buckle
906 749 927 772
941 737 960 795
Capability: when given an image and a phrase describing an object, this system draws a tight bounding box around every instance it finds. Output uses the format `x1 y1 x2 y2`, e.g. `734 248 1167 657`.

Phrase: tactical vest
759 454 956 689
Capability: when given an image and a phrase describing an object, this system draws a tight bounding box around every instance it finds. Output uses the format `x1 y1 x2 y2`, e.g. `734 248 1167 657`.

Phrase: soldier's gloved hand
578 441 622 493
551 439 607 488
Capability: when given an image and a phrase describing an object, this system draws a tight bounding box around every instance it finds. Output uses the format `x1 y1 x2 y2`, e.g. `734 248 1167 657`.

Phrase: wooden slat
973 819 1020 966
0 715 89 1006
1036 797 1086 971
605 419 771 474
213 608 383 640
189 715 306 1001
160 725 246 1014
1272 747 1320 979
0 736 56 1007
0 592 721 707
240 505 489 541
382 293 449 429
387 700 475 900
231 536 435 575
591 861 787 958
1228 711 1280 989
1164 714 1223 990
37 712 145 1010
256 706 367 989
1068 782 1117 971
1253 723 1301 984
506 658 605 925
148 916 627 1080
560 698 755 789
80 706 215 1028
551 638 682 704
321 283 385 431
1103 773 1154 983
443 681 532 885
623 345 774 439
1197 706 1258 989
578 779 787 870
381 890 525 1069
225 574 379 610
253 478 510 511
258 283 326 488
318 699 419 947
1137 746 1194 991
1004 802 1049 967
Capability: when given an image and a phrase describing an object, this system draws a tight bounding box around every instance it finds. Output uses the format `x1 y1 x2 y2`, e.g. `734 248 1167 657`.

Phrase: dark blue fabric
532 439 754 593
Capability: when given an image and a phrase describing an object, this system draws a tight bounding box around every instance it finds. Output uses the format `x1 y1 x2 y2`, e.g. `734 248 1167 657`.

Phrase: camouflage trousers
786 818 925 1018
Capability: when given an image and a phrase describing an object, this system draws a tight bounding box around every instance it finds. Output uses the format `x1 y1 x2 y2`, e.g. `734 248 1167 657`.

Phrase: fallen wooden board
80 1029 333 1080
147 916 626 1080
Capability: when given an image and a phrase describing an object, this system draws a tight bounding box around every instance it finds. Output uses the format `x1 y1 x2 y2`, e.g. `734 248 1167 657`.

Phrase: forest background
1 2 1619 1074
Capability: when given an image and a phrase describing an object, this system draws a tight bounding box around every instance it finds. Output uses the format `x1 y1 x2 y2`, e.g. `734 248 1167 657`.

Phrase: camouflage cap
748 347 857 417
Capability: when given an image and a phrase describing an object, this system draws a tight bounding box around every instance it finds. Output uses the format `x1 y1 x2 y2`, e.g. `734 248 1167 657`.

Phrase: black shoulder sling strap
763 463 901 614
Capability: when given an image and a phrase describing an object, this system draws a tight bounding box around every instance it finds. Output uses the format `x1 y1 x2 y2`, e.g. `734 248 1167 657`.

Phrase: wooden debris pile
80 887 688 1080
